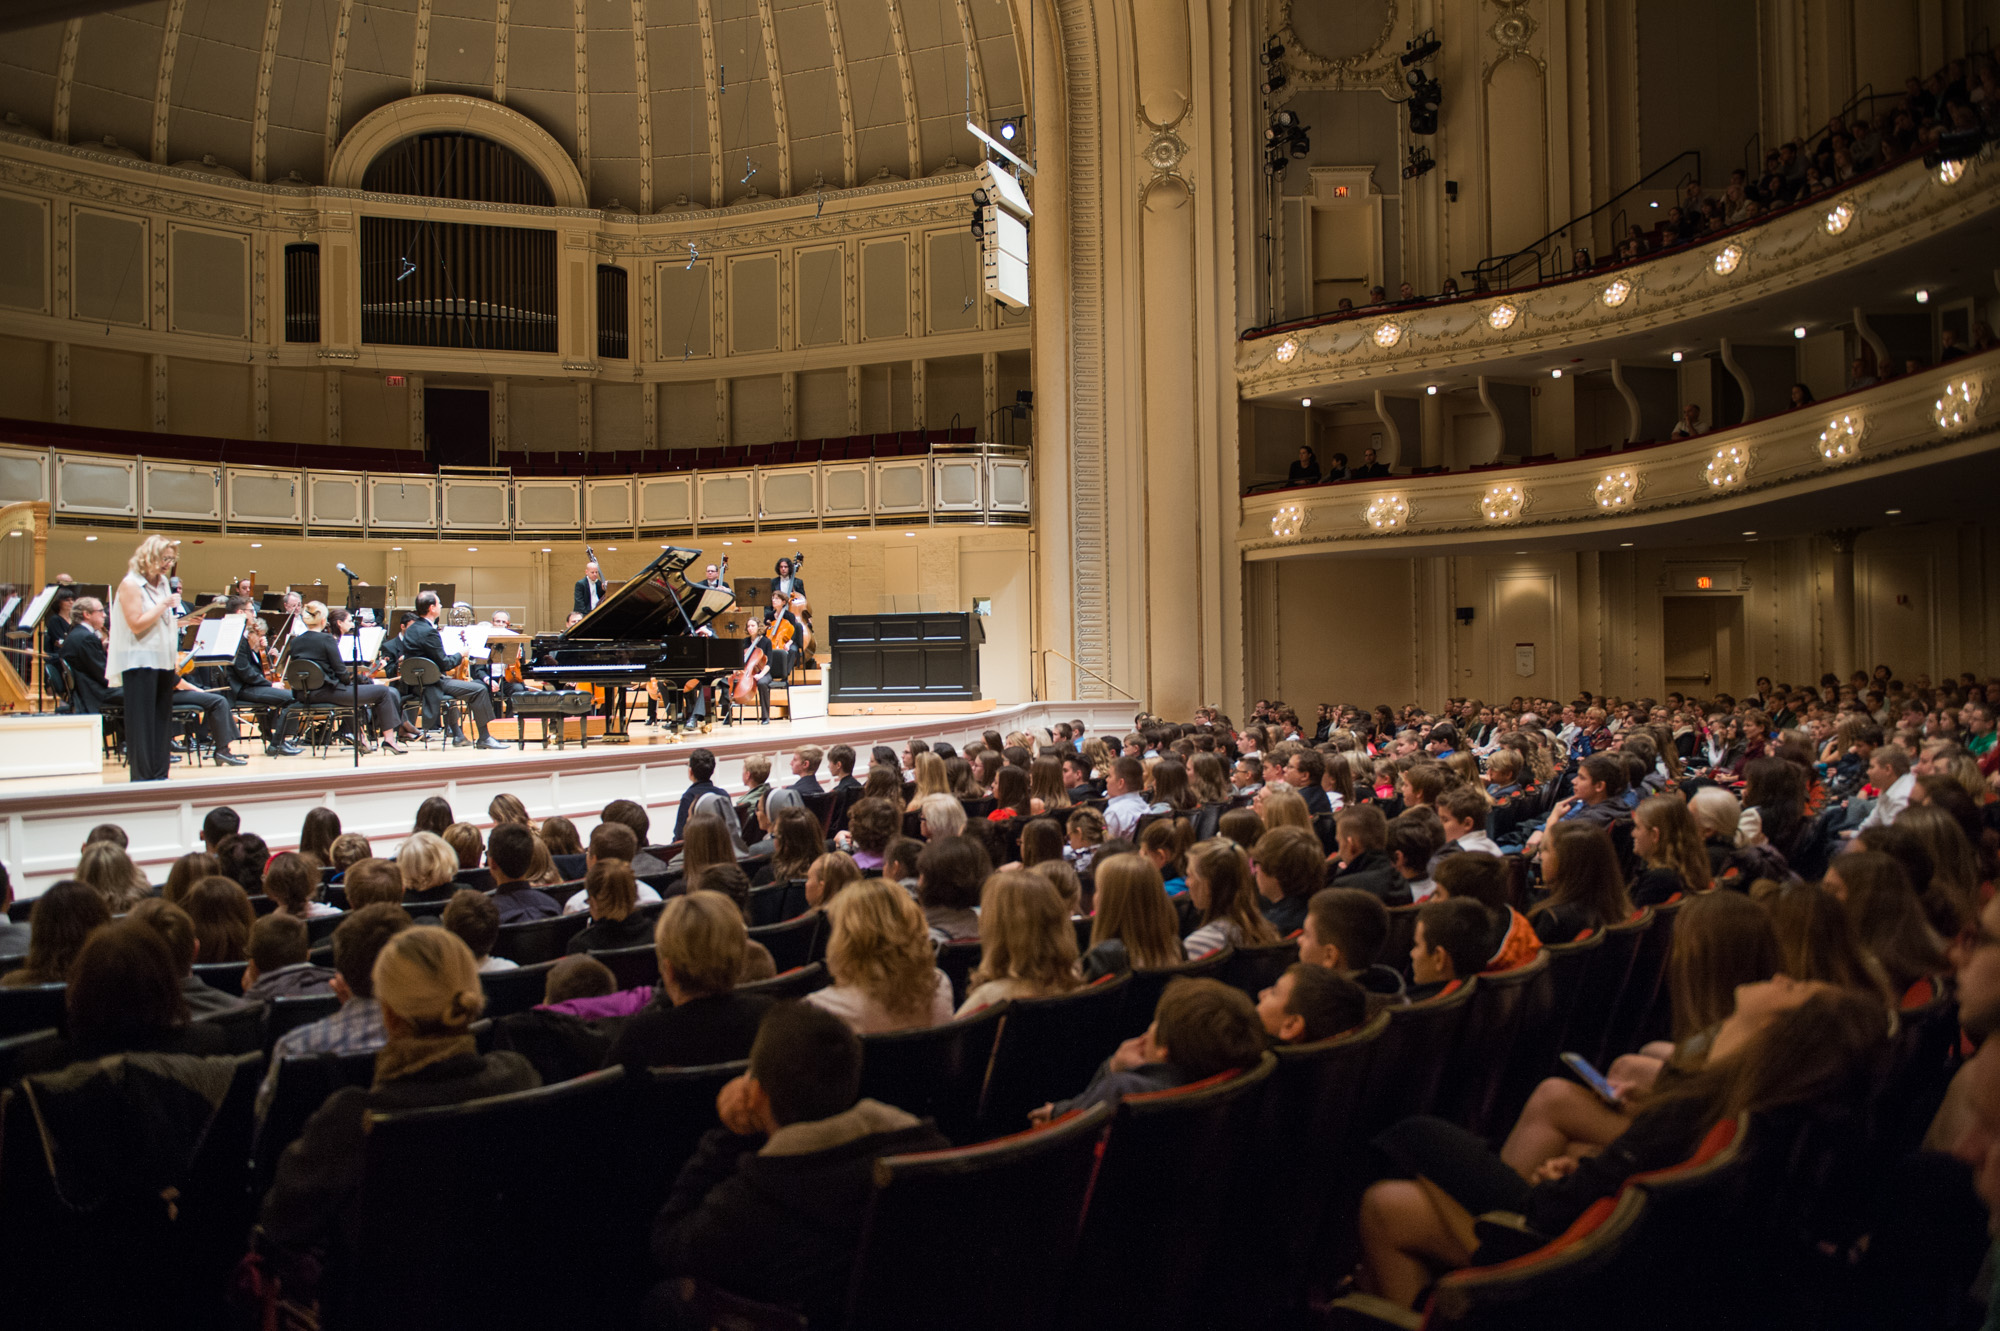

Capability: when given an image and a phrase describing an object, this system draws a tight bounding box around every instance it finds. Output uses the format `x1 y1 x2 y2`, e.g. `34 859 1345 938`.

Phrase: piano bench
506 690 600 750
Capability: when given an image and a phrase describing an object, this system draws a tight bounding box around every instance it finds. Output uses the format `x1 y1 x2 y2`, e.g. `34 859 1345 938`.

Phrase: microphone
337 563 358 579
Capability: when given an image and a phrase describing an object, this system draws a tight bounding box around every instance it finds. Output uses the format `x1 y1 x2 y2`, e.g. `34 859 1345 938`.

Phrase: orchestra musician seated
288 601 409 755
222 598 302 757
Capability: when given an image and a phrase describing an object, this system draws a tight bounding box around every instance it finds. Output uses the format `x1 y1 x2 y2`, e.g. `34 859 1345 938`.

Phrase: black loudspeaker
1455 606 1476 624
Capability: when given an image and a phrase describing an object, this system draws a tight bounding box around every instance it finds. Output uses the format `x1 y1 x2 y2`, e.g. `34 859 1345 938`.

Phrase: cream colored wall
1253 522 2000 710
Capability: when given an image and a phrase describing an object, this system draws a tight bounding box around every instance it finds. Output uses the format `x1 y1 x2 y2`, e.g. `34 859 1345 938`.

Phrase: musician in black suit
289 602 409 754
403 591 505 750
223 603 302 756
59 597 119 714
769 557 805 602
42 587 76 658
573 560 611 616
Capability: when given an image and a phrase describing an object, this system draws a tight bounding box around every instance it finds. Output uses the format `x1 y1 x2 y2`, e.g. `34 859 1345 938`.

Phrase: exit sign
386 374 405 386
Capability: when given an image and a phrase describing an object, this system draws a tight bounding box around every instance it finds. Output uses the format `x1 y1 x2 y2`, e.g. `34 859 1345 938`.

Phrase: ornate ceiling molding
324 95 593 208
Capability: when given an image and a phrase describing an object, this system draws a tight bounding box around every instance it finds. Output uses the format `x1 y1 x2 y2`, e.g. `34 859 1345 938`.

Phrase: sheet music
0 596 18 632
440 625 494 660
191 615 247 662
17 585 57 630
336 625 387 663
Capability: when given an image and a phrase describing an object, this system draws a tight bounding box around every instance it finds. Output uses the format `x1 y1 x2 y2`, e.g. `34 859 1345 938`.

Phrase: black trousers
122 667 178 782
438 676 494 738
175 688 240 751
232 684 296 740
307 683 403 737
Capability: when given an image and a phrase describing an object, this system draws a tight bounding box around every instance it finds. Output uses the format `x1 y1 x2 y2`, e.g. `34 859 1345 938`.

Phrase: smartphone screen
1561 1051 1622 1107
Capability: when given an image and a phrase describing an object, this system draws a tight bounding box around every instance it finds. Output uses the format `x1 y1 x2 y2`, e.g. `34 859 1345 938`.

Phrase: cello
730 613 768 706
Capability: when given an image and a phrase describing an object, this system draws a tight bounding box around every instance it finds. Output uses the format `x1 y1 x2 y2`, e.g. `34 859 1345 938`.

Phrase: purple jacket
542 985 657 1020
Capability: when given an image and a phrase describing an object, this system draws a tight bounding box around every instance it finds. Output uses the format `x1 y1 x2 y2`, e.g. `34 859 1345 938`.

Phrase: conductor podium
825 612 988 712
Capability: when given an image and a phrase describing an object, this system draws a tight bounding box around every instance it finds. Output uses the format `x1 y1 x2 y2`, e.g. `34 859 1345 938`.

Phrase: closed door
1662 595 1744 697
1662 596 1719 695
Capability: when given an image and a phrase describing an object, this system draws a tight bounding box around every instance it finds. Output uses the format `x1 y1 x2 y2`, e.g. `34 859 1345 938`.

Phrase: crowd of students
4 670 1999 1325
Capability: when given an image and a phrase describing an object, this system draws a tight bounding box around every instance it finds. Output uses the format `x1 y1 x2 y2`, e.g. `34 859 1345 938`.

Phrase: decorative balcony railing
1238 354 1994 555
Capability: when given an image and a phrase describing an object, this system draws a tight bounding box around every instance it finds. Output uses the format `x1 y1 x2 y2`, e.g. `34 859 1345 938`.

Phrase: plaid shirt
255 997 386 1118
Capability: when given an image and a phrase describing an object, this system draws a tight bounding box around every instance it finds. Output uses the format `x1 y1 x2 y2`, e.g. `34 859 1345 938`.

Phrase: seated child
1258 963 1368 1044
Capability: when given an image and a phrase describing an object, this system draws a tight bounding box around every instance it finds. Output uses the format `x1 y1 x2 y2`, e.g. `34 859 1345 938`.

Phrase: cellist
734 613 778 725
764 590 806 686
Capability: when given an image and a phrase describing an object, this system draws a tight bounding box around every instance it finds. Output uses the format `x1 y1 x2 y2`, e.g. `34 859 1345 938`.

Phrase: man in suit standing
60 596 119 714
222 600 302 756
574 559 611 616
403 590 506 750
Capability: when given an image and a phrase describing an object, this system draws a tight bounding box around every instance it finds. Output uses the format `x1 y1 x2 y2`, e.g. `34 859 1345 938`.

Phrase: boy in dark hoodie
647 1001 948 1328
1299 887 1408 1012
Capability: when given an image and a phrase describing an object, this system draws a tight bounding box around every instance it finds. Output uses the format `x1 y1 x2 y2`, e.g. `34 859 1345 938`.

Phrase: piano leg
597 686 632 744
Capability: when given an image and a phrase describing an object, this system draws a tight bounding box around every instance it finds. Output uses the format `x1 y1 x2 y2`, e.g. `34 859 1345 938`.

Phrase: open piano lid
564 546 735 640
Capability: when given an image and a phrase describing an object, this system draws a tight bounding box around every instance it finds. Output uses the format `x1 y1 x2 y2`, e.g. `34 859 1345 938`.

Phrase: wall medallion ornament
1490 2 1535 53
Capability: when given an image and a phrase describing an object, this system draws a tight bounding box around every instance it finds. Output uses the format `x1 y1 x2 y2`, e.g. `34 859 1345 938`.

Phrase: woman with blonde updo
259 926 540 1272
805 876 955 1033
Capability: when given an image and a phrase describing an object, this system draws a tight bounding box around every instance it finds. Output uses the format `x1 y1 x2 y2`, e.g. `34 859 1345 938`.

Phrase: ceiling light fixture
1487 303 1518 330
1711 244 1744 275
1884 509 1902 515
1480 484 1523 522
1823 200 1855 234
1373 321 1402 348
1594 470 1637 509
1793 326 1807 339
1301 398 1312 407
1916 290 1931 303
1426 385 1438 396
1671 351 1684 363
1705 444 1748 489
1271 504 1305 538
1600 278 1632 307
1551 368 1563 379
1275 336 1300 363
1818 412 1862 461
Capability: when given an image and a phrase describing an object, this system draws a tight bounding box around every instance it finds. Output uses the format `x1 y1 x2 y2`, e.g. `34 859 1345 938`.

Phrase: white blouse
106 573 179 676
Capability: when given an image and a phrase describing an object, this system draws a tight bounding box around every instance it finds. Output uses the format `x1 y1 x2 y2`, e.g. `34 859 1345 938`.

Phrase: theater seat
857 1002 1007 1143
253 1047 380 1188
1356 977 1478 1135
977 971 1133 1138
1440 952 1553 1138
1491 930 1606 1133
346 1068 631 1327
1216 938 1298 999
1117 948 1235 1039
479 959 557 1016
1062 1054 1278 1330
262 992 340 1052
934 938 984 1007
843 1101 1115 1330
0 982 68 1038
736 962 830 1000
749 911 826 972
492 912 591 965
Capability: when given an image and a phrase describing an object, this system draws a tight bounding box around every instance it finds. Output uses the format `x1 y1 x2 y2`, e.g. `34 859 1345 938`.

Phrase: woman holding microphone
109 535 182 782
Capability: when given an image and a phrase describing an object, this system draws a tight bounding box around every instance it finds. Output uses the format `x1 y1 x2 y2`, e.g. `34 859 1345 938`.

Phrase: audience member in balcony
1940 328 1968 361
1288 446 1322 486
1352 446 1390 479
1438 277 1460 300
1668 403 1709 439
1365 284 1387 305
1974 322 1997 353
1571 246 1593 272
1324 452 1350 481
1849 357 1879 391
807 876 954 1034
1397 282 1417 304
1788 382 1815 410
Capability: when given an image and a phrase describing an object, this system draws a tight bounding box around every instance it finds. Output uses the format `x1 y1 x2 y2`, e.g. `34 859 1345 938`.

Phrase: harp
0 501 51 711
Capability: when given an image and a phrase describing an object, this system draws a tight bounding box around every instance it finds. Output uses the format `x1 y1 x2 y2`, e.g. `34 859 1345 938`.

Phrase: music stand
418 583 456 610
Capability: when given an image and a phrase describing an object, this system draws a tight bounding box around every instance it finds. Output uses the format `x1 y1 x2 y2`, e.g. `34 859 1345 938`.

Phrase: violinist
289 601 409 755
223 604 302 757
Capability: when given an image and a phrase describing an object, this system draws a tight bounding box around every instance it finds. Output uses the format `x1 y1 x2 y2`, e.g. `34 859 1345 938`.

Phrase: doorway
424 387 491 469
1661 595 1744 698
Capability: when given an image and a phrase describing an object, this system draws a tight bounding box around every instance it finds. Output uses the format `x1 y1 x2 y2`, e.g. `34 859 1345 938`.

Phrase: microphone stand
340 567 361 770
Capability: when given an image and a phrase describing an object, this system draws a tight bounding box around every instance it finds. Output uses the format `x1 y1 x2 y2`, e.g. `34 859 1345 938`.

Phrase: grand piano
523 546 744 741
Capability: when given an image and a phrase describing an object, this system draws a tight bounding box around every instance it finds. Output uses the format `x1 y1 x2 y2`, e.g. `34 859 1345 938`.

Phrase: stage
0 700 1135 894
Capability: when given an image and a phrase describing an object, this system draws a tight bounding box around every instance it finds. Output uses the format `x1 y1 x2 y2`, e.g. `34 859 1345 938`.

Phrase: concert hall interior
2 1 2000 1327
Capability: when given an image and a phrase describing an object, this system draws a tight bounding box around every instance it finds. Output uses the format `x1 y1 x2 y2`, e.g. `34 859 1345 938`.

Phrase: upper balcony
1238 350 1996 557
1236 146 2000 404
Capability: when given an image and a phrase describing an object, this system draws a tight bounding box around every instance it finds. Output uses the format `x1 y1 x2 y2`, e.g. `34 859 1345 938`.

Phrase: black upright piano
524 546 743 740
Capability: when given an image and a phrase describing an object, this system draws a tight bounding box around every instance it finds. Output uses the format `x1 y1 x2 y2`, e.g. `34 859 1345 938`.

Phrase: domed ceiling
0 0 1023 211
